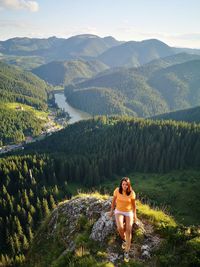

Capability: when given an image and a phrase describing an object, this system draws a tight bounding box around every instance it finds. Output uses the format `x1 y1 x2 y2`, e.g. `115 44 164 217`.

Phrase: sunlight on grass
3 102 49 121
187 236 200 250
72 191 110 200
75 247 90 257
137 201 177 228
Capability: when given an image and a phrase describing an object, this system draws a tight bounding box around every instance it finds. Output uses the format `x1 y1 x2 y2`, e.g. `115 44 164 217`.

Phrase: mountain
65 87 137 116
32 59 108 86
151 105 200 123
2 35 200 70
148 59 200 110
173 46 200 55
98 39 175 68
65 67 169 117
0 61 50 145
0 36 63 55
137 52 200 78
0 61 49 109
0 35 121 63
0 54 46 70
64 58 200 117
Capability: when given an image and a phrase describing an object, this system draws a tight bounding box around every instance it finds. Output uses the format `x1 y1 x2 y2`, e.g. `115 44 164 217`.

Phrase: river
54 92 91 124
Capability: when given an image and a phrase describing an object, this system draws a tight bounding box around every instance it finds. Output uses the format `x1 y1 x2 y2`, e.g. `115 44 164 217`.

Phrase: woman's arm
109 195 117 217
131 198 137 222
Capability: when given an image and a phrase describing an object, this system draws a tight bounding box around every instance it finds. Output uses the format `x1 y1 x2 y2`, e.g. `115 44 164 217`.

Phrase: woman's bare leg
123 217 126 240
115 213 125 240
124 215 134 252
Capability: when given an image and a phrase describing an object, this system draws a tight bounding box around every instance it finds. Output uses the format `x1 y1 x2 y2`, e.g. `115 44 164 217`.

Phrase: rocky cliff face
25 193 170 266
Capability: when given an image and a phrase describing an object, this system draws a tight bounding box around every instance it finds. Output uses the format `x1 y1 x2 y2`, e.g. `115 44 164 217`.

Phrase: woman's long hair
119 177 132 196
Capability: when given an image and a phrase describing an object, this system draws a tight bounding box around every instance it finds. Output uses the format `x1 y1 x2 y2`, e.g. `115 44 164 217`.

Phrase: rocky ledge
26 194 165 266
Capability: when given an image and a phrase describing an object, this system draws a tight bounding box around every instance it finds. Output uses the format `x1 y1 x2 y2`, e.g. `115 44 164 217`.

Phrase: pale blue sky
0 0 200 48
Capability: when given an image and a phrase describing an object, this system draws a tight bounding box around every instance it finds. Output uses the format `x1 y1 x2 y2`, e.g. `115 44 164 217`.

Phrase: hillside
148 60 200 110
65 69 169 117
0 61 49 110
137 52 200 78
98 39 175 68
65 59 200 117
0 54 46 70
67 87 137 116
0 35 121 62
0 103 47 145
32 59 108 86
23 193 200 267
0 61 50 145
1 117 200 265
24 116 200 172
151 105 200 123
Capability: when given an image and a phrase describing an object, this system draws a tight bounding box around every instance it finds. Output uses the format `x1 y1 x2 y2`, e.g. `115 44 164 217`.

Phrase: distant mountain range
0 34 121 63
64 55 200 117
1 34 200 120
1 34 200 69
98 39 174 67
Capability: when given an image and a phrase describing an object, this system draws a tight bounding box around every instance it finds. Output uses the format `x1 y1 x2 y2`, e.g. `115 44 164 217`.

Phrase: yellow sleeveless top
113 187 136 212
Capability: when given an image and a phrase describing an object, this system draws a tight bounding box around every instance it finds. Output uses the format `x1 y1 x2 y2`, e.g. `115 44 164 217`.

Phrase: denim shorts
114 208 134 217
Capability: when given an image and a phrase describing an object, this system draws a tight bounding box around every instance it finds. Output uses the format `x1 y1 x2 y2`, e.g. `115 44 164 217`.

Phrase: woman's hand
109 210 114 218
134 215 138 224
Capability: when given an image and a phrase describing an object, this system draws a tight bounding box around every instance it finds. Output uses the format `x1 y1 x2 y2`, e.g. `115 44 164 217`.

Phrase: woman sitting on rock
109 177 137 262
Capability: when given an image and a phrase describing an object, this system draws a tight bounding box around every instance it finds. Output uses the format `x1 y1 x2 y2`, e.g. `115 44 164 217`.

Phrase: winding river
54 92 91 124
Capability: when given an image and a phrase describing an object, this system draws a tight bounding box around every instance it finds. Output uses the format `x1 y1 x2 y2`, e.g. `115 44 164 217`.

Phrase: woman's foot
122 240 126 249
124 251 129 262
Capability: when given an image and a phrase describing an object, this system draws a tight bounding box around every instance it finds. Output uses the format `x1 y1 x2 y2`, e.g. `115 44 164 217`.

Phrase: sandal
122 240 126 249
124 251 129 262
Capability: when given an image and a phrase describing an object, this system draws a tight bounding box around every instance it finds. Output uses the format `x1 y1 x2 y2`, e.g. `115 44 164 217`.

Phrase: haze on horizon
0 0 200 49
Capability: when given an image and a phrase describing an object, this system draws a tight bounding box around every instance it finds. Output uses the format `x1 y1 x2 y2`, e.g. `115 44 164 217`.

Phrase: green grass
61 170 200 226
97 170 200 226
25 191 200 267
3 102 49 121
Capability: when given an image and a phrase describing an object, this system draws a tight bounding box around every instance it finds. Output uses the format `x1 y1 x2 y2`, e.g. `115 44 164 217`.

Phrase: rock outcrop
26 194 163 266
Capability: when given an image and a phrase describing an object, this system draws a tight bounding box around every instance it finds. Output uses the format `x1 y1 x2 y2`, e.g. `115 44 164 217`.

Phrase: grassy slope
63 170 200 226
24 192 177 267
0 102 49 145
3 102 49 121
98 170 200 226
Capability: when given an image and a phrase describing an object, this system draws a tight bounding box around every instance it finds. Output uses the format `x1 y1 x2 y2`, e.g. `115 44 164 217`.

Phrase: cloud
0 0 39 12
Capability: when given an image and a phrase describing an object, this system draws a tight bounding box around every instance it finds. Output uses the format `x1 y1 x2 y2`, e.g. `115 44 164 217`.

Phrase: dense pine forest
25 116 200 172
0 61 52 146
0 104 45 145
0 61 49 110
1 116 200 265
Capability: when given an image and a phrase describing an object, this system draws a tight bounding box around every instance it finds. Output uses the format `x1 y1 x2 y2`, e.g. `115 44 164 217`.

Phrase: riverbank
0 92 91 154
54 92 91 124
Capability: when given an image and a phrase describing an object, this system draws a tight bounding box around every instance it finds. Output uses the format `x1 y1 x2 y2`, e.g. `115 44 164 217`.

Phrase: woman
109 177 137 262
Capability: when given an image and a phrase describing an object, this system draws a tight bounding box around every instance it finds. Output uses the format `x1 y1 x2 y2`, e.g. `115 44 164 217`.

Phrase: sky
0 0 200 48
